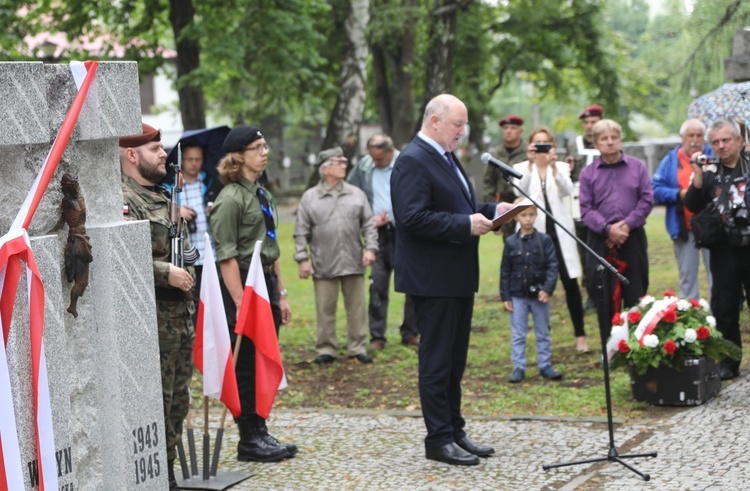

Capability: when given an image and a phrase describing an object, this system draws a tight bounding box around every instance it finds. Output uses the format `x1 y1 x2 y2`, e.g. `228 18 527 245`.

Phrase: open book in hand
491 198 534 230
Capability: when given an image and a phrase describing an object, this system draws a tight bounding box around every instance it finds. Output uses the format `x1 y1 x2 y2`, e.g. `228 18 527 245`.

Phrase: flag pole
211 334 242 476
186 410 198 476
202 396 210 480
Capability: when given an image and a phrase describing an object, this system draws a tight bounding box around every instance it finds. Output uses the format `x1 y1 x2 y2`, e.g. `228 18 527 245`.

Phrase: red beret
579 105 604 119
118 124 161 148
499 114 524 127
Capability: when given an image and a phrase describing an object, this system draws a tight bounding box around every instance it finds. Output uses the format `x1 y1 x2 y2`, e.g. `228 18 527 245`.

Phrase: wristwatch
279 289 288 297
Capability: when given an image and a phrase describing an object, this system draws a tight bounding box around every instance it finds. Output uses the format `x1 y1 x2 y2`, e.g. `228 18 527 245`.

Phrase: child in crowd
500 200 563 383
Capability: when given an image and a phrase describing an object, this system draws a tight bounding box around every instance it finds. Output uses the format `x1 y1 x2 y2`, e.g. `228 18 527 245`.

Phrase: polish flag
235 241 286 419
194 233 241 418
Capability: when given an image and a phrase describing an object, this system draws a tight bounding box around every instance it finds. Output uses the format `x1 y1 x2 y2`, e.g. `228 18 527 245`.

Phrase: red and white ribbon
0 238 24 491
633 299 678 346
1 60 98 491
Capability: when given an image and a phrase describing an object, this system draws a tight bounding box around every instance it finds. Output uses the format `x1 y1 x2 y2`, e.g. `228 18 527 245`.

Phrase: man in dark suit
391 93 504 466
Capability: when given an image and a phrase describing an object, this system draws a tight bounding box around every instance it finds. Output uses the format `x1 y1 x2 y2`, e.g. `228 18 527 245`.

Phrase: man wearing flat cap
484 114 526 240
120 123 197 491
210 125 297 463
294 147 378 365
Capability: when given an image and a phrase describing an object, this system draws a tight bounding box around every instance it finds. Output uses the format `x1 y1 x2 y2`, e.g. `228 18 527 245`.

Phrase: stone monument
724 27 750 83
1 61 168 490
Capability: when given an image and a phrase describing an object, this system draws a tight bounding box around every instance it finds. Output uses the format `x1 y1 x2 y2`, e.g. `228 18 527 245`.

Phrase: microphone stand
496 168 657 481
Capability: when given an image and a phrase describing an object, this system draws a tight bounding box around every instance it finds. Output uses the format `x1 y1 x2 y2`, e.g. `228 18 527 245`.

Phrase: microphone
481 152 523 179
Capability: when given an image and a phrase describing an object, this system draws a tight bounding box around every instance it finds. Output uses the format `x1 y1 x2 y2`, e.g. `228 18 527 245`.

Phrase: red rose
663 309 678 323
612 312 623 326
663 340 676 355
663 290 676 297
697 326 710 340
690 298 701 308
618 339 630 354
627 311 642 324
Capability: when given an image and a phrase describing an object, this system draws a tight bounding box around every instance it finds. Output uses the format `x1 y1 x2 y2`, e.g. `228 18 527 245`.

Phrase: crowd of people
120 94 749 483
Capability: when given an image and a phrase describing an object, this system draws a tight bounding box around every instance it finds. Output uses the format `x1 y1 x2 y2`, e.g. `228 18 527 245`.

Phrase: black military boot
167 459 179 491
236 417 289 462
256 418 298 457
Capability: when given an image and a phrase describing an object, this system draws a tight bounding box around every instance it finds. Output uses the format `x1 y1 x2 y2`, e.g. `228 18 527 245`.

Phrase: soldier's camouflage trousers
158 308 195 461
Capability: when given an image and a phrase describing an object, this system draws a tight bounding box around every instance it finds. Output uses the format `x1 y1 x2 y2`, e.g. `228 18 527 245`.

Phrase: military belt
238 262 275 275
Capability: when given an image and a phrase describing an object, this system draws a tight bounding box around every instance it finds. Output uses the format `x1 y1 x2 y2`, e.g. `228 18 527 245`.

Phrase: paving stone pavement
176 370 750 491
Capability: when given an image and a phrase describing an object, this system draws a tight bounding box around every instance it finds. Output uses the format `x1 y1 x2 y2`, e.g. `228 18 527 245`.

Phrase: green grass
193 209 748 422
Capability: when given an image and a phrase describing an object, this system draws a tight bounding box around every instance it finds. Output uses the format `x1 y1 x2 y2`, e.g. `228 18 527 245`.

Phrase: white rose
677 300 690 311
639 295 655 308
706 316 716 328
643 334 659 348
700 299 710 312
684 329 697 343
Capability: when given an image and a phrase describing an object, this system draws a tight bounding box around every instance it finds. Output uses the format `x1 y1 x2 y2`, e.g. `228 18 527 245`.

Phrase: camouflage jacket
122 175 194 317
483 143 527 203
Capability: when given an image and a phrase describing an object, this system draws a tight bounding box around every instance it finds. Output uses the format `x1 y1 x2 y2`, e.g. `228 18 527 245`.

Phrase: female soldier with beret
210 125 296 462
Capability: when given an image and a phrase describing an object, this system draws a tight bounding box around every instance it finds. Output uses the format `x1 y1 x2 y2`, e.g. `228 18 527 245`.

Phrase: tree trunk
309 0 370 188
418 0 460 131
169 0 206 130
371 0 417 148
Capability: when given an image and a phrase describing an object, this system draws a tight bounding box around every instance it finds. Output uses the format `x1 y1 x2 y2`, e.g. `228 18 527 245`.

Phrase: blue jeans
509 296 552 371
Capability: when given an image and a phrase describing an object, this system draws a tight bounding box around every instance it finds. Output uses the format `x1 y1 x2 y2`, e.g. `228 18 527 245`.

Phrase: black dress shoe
348 353 373 363
425 443 480 466
314 354 335 364
456 436 495 457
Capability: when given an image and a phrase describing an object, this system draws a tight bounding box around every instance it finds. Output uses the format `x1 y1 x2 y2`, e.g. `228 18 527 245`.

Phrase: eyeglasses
327 158 348 165
244 143 269 153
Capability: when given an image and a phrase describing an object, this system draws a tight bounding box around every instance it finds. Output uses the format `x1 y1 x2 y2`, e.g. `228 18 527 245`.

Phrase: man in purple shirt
579 119 653 338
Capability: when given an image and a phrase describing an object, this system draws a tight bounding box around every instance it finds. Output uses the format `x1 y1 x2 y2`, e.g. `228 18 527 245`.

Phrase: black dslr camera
527 283 542 298
731 202 750 227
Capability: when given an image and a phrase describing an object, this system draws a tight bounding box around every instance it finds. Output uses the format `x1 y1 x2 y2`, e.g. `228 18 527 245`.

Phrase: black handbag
690 202 723 248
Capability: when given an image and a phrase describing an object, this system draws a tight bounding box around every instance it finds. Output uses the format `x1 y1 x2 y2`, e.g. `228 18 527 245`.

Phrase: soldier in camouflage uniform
120 124 195 491
484 115 527 240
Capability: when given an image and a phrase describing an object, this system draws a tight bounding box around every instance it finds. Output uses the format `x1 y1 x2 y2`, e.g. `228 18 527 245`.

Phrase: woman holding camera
512 127 589 353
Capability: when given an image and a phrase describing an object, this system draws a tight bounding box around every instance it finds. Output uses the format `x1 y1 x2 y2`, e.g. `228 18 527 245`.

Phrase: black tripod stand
493 167 657 480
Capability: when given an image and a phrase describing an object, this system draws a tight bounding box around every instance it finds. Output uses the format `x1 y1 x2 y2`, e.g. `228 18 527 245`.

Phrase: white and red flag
235 241 286 419
194 233 241 418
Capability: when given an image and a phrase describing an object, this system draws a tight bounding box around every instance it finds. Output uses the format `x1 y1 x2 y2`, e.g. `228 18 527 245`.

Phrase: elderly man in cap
121 123 197 490
485 114 526 240
652 118 714 300
294 147 378 364
210 125 296 463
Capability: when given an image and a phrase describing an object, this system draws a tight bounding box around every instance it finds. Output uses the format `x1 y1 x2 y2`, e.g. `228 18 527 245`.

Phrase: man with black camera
685 119 750 380
652 118 714 300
